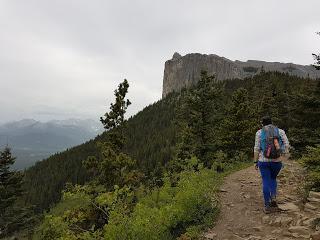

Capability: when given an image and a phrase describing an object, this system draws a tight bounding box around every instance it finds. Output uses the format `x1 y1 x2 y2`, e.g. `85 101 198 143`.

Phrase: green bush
104 162 220 240
33 185 104 240
33 160 249 240
300 145 320 191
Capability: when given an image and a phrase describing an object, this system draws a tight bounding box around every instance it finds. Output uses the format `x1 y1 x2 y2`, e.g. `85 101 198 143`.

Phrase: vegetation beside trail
1 70 320 239
33 159 250 240
300 145 320 192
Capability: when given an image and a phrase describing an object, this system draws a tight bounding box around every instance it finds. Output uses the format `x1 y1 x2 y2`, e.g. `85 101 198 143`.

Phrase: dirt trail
203 160 320 240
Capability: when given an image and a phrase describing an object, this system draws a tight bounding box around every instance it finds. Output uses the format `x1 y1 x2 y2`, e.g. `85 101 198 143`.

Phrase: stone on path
252 226 262 232
270 216 293 227
277 202 300 212
204 232 217 239
308 197 320 203
305 202 318 211
288 225 310 235
310 191 320 199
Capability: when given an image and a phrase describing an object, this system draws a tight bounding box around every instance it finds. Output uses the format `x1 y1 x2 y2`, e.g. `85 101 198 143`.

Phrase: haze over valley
0 118 103 169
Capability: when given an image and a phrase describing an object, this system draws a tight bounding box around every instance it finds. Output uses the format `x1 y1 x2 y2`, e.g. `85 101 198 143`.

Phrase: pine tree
84 79 142 188
217 88 258 157
0 147 23 237
289 92 320 155
100 79 131 152
174 71 223 168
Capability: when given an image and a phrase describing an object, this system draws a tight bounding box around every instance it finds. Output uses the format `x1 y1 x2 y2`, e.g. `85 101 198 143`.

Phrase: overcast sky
0 0 319 124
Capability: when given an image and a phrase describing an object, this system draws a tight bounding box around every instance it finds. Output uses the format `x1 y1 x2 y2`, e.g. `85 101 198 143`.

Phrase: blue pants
258 161 282 207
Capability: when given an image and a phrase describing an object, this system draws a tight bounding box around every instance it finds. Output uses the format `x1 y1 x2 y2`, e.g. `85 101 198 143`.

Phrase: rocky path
203 160 320 240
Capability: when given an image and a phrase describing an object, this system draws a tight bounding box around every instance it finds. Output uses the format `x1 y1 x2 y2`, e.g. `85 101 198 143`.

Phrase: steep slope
23 95 177 212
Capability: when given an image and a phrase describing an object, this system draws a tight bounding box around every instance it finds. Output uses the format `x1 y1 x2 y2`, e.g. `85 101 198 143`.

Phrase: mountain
162 52 320 97
0 118 104 169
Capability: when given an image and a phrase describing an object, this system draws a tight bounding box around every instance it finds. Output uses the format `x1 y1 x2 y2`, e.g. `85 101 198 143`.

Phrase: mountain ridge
162 52 320 97
0 118 104 169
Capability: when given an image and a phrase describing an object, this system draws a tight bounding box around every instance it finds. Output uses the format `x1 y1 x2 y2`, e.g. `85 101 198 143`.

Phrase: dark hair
261 116 272 126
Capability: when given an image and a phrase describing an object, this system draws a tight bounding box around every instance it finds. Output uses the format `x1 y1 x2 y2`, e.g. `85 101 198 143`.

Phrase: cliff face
162 53 320 97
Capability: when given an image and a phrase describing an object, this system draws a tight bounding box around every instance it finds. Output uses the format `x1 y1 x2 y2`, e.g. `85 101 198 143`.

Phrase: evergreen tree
0 147 23 237
100 79 131 152
289 92 320 155
174 71 223 168
84 79 142 188
217 88 258 157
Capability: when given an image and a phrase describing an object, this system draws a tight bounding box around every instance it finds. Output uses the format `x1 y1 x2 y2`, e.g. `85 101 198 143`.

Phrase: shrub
104 164 220 240
300 145 320 191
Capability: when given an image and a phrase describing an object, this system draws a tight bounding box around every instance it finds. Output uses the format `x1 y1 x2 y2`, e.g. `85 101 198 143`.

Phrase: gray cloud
0 0 319 123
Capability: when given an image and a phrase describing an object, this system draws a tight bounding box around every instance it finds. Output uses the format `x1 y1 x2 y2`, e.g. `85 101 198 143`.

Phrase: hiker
253 116 290 213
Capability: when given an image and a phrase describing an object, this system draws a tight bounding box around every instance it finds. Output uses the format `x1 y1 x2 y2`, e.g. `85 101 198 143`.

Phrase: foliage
300 145 320 191
100 79 131 152
0 147 32 237
289 93 320 156
100 79 131 131
0 147 22 215
20 72 320 236
102 158 250 240
104 158 220 240
83 141 143 188
217 88 258 157
33 183 136 240
83 79 142 188
34 79 143 239
173 71 224 168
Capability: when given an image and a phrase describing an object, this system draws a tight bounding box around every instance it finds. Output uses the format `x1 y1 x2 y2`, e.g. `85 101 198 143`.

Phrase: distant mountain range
0 118 104 169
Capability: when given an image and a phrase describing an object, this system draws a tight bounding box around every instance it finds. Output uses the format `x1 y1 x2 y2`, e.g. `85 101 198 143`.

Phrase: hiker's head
261 116 272 126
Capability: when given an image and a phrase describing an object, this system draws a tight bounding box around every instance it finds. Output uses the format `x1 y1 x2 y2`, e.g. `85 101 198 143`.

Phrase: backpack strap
260 128 266 153
275 127 285 152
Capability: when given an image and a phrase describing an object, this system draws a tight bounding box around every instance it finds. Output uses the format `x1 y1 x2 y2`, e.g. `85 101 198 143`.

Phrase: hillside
21 72 319 214
23 95 177 212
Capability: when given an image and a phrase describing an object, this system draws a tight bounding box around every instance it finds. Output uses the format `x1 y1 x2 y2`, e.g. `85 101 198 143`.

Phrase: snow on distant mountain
0 118 104 170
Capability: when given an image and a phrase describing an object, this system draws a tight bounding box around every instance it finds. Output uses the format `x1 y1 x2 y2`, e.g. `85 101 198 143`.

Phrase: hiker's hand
254 163 259 170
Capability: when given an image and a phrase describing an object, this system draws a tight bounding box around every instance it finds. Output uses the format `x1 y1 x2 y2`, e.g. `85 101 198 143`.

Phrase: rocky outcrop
162 52 320 97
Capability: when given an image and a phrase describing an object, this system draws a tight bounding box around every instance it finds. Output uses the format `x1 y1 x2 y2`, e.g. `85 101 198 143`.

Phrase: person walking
253 116 290 213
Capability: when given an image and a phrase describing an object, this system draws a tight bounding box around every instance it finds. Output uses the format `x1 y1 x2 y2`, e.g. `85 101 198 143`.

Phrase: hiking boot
263 206 272 214
270 197 281 211
270 199 278 208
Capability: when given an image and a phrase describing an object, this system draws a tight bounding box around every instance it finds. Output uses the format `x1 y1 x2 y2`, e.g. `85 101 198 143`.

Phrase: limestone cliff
162 53 320 97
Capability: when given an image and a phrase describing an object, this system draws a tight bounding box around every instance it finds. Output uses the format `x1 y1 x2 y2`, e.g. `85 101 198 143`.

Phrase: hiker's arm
282 131 290 153
253 130 260 163
253 152 259 170
280 129 290 160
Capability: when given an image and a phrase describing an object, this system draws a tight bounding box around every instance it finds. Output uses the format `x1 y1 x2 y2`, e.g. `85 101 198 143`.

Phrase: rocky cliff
162 52 320 97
